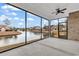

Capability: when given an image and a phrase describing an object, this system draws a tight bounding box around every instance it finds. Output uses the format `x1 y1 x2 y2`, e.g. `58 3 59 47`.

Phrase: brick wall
68 11 79 41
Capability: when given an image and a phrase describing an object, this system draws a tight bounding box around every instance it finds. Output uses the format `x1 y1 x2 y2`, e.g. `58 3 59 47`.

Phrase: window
50 18 68 39
59 18 67 23
27 12 41 43
42 18 49 38
59 18 68 39
0 3 68 52
51 20 58 38
0 3 25 52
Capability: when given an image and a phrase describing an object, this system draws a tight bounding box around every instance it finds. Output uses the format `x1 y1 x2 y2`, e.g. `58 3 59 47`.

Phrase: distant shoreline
0 31 21 37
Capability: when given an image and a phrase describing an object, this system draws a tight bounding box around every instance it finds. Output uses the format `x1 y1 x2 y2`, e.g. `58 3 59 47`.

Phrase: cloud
14 17 19 20
20 19 25 21
11 12 17 16
27 18 34 21
8 17 12 20
0 15 8 21
43 20 48 24
4 9 9 13
4 12 17 16
51 20 58 25
1 5 20 11
14 18 25 22
19 23 23 26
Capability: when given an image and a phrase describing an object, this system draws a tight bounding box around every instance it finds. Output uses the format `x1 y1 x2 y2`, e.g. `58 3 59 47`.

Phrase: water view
27 31 41 41
0 31 25 47
0 31 43 47
0 3 68 52
0 3 49 51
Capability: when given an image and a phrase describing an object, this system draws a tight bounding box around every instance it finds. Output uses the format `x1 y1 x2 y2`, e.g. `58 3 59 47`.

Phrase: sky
0 3 25 28
0 3 66 28
27 12 49 28
0 3 48 28
51 18 67 25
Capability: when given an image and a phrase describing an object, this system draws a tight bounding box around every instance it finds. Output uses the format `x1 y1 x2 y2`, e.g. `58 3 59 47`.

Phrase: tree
3 19 11 26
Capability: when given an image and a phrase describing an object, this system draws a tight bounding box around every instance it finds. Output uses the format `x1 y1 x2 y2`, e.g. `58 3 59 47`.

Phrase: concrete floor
0 37 79 56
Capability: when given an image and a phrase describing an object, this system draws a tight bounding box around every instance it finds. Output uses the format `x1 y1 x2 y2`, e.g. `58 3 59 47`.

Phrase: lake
0 31 42 47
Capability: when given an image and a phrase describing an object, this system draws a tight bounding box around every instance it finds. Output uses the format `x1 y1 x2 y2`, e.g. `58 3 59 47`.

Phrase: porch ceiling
11 3 79 20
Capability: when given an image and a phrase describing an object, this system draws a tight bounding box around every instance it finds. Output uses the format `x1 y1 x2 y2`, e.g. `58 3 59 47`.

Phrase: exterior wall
68 11 79 41
1 28 6 32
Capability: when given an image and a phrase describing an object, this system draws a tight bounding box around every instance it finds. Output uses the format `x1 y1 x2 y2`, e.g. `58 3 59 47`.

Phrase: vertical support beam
66 17 68 39
25 12 27 44
41 17 42 39
58 19 60 38
49 20 51 37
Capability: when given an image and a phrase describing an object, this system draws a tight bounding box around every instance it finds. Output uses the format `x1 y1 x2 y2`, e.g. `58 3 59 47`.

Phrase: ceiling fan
52 8 67 15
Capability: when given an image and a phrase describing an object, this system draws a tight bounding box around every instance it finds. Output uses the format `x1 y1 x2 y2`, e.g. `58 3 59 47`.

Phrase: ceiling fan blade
52 8 67 15
61 8 67 11
61 11 64 13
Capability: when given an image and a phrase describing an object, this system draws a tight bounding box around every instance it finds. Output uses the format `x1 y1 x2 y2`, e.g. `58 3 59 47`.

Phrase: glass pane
51 20 58 38
0 3 25 52
59 23 66 32
42 18 49 38
59 18 67 23
59 23 67 39
27 13 41 43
